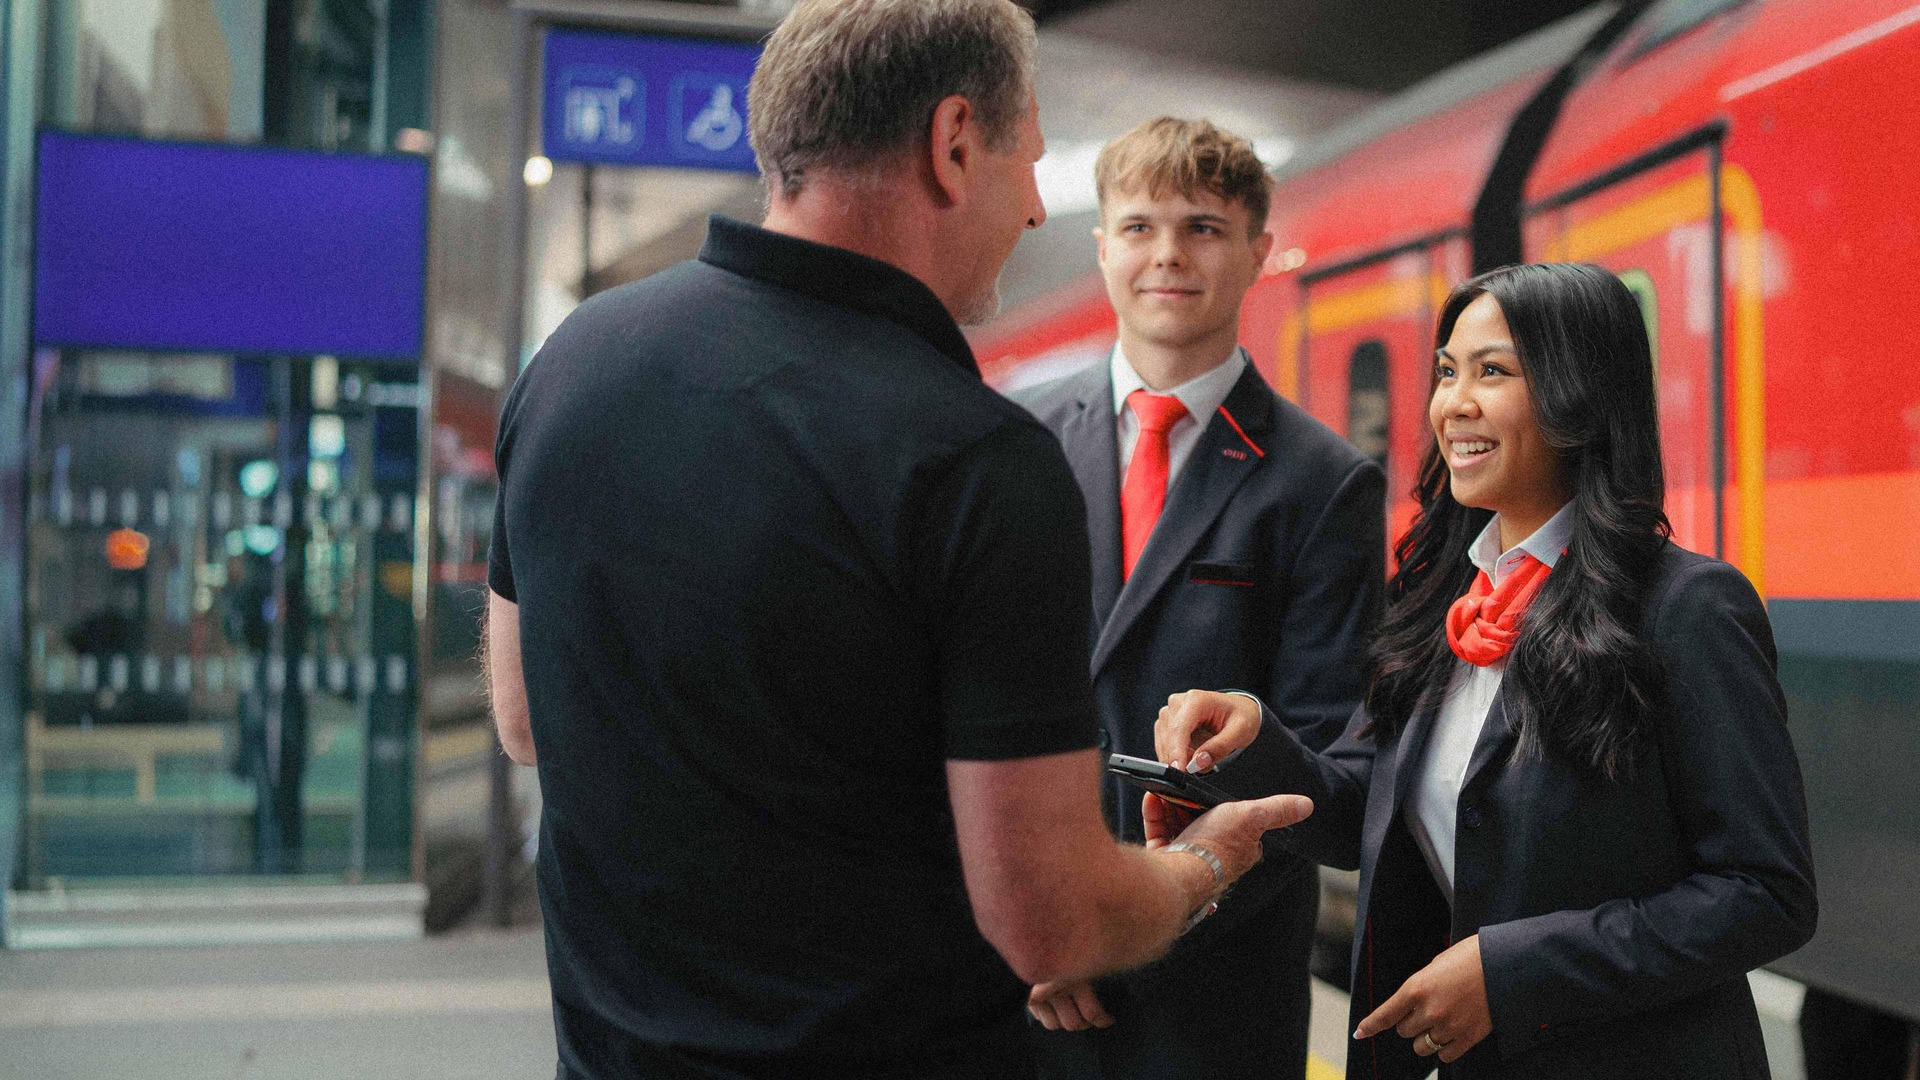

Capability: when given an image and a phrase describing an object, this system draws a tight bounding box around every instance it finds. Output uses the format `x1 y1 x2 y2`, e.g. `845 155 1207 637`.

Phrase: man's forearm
948 751 1306 986
1033 836 1223 982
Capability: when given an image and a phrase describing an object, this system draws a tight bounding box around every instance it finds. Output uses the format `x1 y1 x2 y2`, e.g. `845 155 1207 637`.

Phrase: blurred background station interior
0 1 1917 1077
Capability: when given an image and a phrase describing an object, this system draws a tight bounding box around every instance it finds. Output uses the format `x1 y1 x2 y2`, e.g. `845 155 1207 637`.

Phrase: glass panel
423 372 497 729
22 352 417 883
1346 340 1390 471
264 0 383 151
54 0 387 151
57 0 267 139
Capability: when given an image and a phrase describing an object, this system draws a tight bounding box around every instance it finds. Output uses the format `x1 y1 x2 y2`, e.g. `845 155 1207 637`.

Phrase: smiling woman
1374 263 1671 775
1153 262 1816 1080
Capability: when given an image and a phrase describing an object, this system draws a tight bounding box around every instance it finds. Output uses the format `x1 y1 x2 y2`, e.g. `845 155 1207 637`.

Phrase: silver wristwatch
1163 841 1224 931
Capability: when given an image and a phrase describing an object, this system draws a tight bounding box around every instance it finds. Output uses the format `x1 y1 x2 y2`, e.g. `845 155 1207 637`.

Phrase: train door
21 352 419 885
1288 239 1467 547
1526 135 1745 570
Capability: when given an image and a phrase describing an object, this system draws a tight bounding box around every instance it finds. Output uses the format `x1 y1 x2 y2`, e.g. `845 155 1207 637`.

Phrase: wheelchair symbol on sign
685 84 744 152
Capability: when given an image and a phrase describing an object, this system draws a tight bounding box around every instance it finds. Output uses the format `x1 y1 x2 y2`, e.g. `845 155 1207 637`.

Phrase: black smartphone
1105 753 1232 811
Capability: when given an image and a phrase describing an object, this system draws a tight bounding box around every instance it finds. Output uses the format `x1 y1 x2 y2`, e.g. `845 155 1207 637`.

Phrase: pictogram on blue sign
542 28 761 173
559 65 643 149
673 76 746 160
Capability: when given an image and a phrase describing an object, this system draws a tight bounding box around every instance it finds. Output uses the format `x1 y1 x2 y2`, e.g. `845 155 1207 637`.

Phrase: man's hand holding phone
1029 778 1313 1033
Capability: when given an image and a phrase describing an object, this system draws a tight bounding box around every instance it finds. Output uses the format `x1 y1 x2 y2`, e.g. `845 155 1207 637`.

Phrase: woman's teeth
1454 441 1495 455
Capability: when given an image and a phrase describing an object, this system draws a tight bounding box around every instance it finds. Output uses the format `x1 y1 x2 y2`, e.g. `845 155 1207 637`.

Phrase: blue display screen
542 28 762 172
33 131 429 360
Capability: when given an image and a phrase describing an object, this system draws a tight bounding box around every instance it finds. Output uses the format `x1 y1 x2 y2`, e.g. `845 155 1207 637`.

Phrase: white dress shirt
1406 502 1574 906
1111 345 1247 488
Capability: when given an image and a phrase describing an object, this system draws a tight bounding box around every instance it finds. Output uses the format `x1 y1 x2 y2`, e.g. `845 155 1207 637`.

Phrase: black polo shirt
490 216 1099 1079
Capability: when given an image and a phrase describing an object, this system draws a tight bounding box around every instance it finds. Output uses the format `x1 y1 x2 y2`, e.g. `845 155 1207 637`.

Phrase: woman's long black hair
1362 262 1671 779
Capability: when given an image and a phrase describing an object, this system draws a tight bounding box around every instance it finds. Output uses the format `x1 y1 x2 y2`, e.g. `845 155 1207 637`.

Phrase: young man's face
1095 187 1272 355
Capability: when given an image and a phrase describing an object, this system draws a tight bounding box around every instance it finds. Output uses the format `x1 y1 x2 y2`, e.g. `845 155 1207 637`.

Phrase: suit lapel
1054 366 1124 628
1090 364 1273 677
1390 661 1520 810
1462 681 1518 790
1389 670 1519 819
1390 696 1444 818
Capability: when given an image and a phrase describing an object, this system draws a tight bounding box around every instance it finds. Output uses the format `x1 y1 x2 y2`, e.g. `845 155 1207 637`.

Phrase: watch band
1164 841 1225 886
1163 841 1225 931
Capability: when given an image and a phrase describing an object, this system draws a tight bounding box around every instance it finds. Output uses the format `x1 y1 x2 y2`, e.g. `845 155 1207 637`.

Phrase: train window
1624 0 1751 62
1616 268 1662 378
1347 341 1389 469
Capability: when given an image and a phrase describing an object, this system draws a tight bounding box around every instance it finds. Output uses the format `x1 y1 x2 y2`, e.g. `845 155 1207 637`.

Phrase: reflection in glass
23 352 416 883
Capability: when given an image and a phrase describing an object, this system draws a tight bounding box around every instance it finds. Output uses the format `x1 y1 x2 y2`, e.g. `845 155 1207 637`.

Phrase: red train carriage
975 0 1920 1024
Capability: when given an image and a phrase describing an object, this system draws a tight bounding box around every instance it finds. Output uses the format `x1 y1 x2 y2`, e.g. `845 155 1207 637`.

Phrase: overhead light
1034 135 1301 223
1268 247 1309 274
524 155 554 187
1252 136 1296 170
394 128 436 154
1033 141 1106 219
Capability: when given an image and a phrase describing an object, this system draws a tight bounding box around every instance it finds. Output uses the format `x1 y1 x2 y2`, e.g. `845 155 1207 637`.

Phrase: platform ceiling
1026 0 1598 92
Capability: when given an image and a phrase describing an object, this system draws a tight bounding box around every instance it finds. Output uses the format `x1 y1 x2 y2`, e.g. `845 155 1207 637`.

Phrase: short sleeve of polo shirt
911 415 1101 761
486 373 526 603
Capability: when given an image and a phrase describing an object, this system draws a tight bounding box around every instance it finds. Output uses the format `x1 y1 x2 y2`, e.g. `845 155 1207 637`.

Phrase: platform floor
0 924 556 1080
0 920 1805 1080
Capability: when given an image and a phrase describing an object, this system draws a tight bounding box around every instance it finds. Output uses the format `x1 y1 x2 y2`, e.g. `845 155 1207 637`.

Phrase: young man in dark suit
1014 117 1385 1080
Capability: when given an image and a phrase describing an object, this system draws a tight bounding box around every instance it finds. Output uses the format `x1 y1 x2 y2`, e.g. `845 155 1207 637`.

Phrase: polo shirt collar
698 214 978 377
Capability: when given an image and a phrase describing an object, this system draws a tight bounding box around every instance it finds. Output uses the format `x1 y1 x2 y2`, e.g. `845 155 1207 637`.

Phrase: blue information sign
542 28 761 172
33 131 428 360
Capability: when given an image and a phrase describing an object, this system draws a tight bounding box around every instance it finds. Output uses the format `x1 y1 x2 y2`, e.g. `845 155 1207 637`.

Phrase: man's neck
1117 328 1241 391
763 171 954 314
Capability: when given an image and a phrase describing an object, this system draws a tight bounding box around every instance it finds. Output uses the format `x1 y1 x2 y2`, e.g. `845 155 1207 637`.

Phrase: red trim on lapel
1216 405 1265 458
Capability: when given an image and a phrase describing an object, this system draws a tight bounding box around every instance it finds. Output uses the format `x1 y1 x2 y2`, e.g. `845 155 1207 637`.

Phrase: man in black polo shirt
485 2 1311 1077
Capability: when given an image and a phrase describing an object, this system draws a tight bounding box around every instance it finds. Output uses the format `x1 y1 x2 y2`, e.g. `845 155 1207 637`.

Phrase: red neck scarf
1445 554 1552 666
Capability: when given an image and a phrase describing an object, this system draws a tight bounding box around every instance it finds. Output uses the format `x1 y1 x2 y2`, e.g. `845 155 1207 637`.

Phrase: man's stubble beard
956 278 1003 327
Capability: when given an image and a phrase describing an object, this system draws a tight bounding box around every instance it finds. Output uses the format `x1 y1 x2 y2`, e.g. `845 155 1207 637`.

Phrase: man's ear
1250 229 1275 268
1093 225 1107 266
927 94 975 207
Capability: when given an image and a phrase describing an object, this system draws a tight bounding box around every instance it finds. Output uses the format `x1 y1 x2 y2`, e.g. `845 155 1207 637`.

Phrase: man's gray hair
748 0 1037 199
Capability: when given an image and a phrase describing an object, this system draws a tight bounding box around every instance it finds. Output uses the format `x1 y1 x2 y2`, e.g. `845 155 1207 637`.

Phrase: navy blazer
1012 360 1383 840
1225 543 1818 1080
1012 359 1383 1077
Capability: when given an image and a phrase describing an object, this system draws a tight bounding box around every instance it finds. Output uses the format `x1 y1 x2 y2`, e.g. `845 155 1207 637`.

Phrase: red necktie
1445 554 1553 666
1120 389 1189 579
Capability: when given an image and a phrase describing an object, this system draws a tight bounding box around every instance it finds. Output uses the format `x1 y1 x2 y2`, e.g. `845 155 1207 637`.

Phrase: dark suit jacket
1013 359 1384 1077
1231 543 1818 1080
